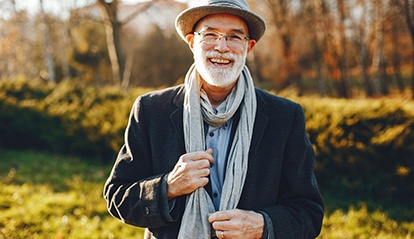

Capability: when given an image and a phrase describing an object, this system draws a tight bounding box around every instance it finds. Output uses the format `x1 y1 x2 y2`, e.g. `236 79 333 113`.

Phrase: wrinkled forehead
193 13 250 35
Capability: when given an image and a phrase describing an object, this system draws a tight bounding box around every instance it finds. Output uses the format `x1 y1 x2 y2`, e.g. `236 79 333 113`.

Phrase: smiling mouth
209 58 232 65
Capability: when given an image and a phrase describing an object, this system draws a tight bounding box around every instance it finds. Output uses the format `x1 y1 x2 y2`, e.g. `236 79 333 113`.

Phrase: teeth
211 58 230 64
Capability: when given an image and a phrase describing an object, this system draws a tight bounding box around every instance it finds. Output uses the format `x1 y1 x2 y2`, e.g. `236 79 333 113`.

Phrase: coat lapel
170 86 185 150
249 90 268 159
170 86 268 158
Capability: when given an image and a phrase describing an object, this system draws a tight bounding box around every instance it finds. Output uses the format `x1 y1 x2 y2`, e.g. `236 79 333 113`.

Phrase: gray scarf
178 63 257 238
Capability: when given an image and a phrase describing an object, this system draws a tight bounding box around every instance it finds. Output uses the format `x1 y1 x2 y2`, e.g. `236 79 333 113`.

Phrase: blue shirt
204 105 274 239
169 103 274 238
205 104 233 211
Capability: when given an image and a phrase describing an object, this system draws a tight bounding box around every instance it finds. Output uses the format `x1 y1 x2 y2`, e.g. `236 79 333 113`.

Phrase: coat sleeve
263 103 324 239
103 96 184 228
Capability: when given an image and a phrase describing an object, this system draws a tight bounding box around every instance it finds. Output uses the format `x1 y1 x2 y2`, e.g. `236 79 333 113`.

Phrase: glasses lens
201 31 220 42
197 31 247 46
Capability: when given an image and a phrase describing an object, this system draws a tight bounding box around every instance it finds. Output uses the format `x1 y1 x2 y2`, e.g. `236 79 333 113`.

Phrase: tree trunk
281 34 296 88
337 0 351 98
410 24 414 98
394 0 414 98
121 50 134 89
312 0 329 96
40 0 56 82
265 0 299 90
96 0 156 86
371 0 388 96
97 0 122 85
380 60 390 95
390 22 405 93
408 1 414 98
359 42 374 97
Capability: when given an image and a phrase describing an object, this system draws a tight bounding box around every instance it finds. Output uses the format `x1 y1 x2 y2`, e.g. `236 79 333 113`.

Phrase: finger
187 150 214 163
193 159 211 170
194 168 211 178
215 230 226 239
211 220 229 231
196 175 210 188
208 211 232 223
205 148 215 165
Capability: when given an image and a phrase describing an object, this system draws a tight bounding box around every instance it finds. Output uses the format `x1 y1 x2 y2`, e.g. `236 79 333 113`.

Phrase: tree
301 0 330 96
265 0 302 90
334 0 352 98
351 0 374 96
388 2 406 93
39 0 56 82
371 0 390 96
0 5 45 81
392 0 414 98
96 0 154 87
132 25 192 87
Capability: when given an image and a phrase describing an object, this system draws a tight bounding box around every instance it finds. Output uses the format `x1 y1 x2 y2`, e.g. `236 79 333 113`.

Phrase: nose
214 36 230 52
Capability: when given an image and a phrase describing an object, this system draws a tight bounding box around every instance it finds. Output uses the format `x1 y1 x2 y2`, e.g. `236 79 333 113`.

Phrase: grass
0 149 413 238
0 149 143 239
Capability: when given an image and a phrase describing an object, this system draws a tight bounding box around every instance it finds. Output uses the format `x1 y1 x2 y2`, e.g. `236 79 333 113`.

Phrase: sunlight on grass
0 149 413 239
0 182 143 239
318 204 414 239
0 149 143 239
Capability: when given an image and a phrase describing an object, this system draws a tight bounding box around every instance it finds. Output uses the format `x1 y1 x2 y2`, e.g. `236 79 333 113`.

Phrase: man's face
186 13 256 88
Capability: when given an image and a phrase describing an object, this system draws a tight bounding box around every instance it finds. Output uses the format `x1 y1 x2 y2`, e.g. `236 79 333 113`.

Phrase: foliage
319 203 414 239
0 78 152 162
132 25 193 87
2 1 413 96
297 97 414 211
0 78 414 214
0 149 413 239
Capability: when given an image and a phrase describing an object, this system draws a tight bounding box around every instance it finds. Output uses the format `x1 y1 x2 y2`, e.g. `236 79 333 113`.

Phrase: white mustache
204 51 237 61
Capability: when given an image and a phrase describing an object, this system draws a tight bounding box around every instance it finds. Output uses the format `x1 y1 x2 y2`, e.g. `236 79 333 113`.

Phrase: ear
247 39 256 53
185 34 195 51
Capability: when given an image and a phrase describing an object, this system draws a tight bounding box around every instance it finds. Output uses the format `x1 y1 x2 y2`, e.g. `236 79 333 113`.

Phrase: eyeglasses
194 30 249 47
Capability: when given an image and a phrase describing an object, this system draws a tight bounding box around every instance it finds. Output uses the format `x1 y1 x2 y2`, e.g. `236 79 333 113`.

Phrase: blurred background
0 0 413 238
1 0 413 97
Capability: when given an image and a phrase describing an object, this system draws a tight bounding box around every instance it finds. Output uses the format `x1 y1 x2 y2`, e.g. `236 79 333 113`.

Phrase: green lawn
0 149 143 239
0 149 412 238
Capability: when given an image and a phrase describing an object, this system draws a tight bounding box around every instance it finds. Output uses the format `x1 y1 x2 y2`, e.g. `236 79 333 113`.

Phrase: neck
201 79 237 108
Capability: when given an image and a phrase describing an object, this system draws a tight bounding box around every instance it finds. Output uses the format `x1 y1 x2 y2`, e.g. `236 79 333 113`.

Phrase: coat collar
170 84 268 155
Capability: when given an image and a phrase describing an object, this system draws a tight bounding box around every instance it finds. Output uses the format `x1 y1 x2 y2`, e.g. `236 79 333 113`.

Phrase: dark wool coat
104 84 324 239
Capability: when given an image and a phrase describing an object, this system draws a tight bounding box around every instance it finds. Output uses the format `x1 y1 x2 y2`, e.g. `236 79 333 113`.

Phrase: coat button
144 207 150 215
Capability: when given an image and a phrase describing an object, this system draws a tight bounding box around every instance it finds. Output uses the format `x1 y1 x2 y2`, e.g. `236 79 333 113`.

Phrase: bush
0 79 151 161
0 79 413 212
299 97 414 211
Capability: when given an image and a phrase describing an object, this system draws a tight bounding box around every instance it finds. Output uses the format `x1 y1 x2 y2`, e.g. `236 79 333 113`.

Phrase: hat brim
175 5 266 42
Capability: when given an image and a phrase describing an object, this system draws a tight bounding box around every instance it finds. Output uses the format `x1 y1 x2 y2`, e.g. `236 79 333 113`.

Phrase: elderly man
103 0 324 238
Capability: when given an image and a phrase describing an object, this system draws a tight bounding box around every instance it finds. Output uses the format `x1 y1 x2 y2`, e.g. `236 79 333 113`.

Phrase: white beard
193 45 247 88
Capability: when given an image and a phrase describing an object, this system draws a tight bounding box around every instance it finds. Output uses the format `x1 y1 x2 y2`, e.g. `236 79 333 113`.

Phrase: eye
203 32 219 38
228 34 243 41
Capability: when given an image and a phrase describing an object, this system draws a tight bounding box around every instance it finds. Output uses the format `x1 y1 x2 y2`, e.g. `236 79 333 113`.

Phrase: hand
209 209 264 239
166 149 214 199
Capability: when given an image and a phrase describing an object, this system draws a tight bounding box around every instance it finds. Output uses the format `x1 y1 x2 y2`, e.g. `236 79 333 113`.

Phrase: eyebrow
201 27 247 35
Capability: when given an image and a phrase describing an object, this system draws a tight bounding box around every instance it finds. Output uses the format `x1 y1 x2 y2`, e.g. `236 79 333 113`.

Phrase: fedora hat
175 0 266 42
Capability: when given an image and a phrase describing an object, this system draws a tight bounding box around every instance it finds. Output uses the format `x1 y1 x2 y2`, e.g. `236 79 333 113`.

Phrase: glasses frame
193 30 250 46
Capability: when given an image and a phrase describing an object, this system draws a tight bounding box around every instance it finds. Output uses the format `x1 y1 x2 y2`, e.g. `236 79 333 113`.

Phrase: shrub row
0 79 151 161
1 79 413 207
298 97 414 207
